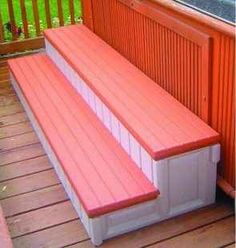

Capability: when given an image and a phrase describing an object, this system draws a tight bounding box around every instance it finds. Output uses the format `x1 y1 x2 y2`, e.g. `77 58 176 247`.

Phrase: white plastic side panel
169 154 199 208
153 147 218 217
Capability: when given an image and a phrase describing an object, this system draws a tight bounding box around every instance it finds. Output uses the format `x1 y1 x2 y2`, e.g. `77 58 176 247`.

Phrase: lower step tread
8 54 159 218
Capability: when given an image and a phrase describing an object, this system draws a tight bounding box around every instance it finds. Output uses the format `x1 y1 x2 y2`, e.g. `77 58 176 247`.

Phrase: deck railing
0 0 81 54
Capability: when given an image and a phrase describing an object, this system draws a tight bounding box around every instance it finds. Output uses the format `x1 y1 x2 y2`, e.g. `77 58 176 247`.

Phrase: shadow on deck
0 56 235 248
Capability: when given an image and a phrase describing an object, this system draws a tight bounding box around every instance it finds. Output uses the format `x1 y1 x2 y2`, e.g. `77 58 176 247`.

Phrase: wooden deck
0 56 235 248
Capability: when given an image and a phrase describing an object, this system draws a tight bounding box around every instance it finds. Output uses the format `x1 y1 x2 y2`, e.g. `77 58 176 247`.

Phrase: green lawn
1 0 82 41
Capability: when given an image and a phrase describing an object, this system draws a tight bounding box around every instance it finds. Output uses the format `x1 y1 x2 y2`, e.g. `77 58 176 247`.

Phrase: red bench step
44 24 220 161
43 27 220 234
8 54 158 218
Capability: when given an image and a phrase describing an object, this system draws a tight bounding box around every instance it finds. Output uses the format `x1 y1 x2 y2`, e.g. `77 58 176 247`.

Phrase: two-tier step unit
8 24 220 246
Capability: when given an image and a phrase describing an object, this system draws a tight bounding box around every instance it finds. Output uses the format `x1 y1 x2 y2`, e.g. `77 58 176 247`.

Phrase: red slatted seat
44 24 220 160
8 54 158 218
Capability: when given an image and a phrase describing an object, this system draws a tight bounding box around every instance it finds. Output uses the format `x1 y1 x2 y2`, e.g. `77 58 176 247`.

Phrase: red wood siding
81 0 235 189
81 0 94 31
211 34 235 187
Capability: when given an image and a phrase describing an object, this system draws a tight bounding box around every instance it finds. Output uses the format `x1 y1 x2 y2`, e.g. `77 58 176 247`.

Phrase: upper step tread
8 54 158 218
44 24 219 160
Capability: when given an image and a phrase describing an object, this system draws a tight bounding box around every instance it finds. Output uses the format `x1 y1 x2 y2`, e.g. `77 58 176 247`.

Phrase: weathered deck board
0 121 33 139
0 83 14 90
0 88 16 97
0 169 59 199
0 155 51 182
0 95 18 107
0 57 235 248
0 79 11 88
0 73 9 82
0 131 39 152
0 103 23 117
0 112 28 127
0 143 45 166
151 216 235 248
7 201 78 238
0 67 9 73
1 184 67 218
12 220 89 248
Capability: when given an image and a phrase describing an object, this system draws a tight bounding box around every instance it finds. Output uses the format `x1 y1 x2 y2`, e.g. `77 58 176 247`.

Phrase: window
175 0 235 24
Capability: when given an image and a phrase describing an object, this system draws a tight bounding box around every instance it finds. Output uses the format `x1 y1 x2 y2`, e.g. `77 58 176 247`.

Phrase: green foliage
1 0 82 41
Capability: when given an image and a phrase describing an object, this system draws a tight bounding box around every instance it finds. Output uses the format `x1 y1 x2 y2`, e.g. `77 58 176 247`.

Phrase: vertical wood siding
211 35 235 187
82 0 235 188
92 0 212 122
81 0 94 30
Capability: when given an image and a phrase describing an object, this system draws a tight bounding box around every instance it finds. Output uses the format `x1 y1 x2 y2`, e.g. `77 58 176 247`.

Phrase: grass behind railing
1 0 82 42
